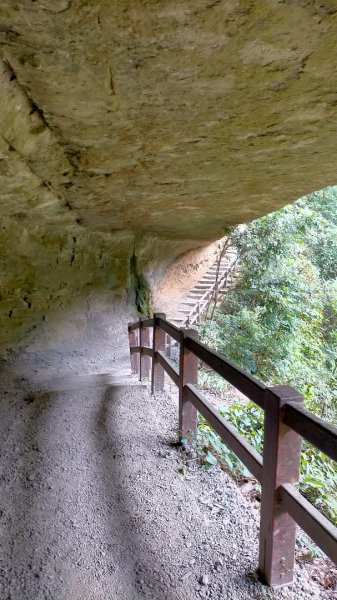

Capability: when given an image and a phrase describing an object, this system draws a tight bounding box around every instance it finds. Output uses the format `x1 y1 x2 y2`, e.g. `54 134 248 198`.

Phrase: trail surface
0 309 327 599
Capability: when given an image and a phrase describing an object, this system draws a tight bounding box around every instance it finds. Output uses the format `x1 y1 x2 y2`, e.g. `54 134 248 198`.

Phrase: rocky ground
0 308 334 599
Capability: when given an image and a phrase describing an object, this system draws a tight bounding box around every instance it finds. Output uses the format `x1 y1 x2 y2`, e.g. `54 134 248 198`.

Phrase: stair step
172 252 239 326
184 293 202 298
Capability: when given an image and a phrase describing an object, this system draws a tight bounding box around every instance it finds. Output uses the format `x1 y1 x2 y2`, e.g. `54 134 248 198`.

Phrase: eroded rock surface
1 1 337 347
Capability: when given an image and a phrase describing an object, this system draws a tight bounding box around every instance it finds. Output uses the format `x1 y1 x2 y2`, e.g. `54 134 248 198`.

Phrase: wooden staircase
170 249 238 327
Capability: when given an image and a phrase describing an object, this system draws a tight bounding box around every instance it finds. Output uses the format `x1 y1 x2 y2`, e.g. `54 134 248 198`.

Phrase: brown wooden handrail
157 316 180 342
185 336 266 409
283 401 337 461
185 383 263 482
280 483 337 564
127 313 337 587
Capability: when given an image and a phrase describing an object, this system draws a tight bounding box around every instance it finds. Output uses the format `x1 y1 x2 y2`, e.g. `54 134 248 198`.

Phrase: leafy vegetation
198 187 337 524
130 251 154 316
197 402 337 524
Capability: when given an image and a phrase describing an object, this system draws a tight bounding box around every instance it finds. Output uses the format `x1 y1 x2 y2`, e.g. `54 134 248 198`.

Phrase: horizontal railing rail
157 350 180 386
185 384 263 482
185 337 266 409
157 316 181 342
283 402 337 462
280 483 337 563
128 313 337 587
141 317 154 328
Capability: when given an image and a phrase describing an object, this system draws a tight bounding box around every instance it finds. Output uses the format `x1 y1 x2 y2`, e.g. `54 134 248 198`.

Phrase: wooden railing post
141 324 151 381
138 318 143 381
151 313 166 393
179 329 199 441
259 385 303 587
128 324 139 375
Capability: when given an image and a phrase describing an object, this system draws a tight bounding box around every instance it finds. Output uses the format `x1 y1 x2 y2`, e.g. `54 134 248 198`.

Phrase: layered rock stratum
1 0 337 347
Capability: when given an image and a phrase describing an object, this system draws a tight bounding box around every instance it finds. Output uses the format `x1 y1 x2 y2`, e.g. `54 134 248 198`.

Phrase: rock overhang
1 0 337 346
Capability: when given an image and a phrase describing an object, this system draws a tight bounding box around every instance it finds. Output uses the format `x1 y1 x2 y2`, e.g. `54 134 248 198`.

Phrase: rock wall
0 55 201 349
1 1 337 348
0 216 204 350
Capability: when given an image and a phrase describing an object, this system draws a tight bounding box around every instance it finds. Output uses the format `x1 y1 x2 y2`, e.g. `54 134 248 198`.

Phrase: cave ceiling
1 0 337 240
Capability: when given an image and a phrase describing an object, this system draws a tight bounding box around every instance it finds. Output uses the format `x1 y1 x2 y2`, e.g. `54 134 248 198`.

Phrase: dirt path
0 308 328 600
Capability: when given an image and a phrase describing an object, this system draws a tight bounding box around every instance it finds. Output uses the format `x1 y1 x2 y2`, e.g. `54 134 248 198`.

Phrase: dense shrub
198 187 337 524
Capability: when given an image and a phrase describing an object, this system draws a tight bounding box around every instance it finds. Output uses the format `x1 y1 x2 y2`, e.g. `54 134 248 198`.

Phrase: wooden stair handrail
182 255 238 327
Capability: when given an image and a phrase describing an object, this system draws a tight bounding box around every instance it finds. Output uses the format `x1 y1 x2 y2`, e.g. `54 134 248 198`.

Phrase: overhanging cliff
1 0 337 347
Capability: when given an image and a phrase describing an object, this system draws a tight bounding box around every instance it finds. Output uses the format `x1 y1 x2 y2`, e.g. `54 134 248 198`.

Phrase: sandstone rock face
0 1 337 347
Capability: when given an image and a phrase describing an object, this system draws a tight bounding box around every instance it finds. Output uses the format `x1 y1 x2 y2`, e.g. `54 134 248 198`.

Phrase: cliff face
1 1 337 348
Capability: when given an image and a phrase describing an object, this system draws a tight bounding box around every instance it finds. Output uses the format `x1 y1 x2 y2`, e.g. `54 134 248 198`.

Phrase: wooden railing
128 314 337 587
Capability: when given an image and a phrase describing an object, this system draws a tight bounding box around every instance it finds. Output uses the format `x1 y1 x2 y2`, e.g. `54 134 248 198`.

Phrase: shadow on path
94 385 180 600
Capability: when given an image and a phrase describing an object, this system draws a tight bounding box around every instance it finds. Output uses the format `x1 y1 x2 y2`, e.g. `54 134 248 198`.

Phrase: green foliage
197 402 263 478
197 402 337 524
304 188 337 280
200 187 337 420
301 445 337 523
135 275 154 317
198 369 229 392
130 251 154 317
198 186 337 525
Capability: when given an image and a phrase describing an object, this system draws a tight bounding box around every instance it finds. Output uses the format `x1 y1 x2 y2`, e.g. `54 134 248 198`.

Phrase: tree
200 187 337 420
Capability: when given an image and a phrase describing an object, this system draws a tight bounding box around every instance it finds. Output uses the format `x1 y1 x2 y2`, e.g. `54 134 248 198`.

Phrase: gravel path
0 308 330 599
